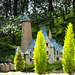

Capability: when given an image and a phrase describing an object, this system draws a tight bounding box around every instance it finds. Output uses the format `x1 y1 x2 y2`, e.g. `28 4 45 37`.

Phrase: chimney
49 29 52 39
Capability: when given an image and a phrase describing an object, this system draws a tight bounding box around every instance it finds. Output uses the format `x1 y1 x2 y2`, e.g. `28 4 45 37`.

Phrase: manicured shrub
24 64 34 72
14 47 25 71
61 23 75 75
46 61 63 73
33 30 47 75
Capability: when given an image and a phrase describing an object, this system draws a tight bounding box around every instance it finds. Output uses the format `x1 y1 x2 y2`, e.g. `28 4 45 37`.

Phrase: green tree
61 23 75 75
33 30 47 75
14 47 25 71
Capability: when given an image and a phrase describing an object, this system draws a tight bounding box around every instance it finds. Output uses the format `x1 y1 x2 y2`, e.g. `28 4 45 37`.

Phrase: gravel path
0 72 71 75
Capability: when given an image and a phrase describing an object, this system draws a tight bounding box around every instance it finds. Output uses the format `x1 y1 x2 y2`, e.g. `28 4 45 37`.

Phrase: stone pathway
0 72 72 75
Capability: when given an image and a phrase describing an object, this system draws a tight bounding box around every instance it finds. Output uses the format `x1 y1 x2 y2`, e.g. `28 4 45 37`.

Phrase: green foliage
14 47 25 71
0 42 15 59
46 61 63 73
24 64 34 72
33 30 47 75
24 61 62 73
0 12 75 62
61 23 75 75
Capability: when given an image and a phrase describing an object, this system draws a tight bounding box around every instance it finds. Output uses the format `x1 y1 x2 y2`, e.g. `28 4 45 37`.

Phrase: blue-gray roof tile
22 13 31 21
15 27 63 55
19 15 23 20
24 40 36 54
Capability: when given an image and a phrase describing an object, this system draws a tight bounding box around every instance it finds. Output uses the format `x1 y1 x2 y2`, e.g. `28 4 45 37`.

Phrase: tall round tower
19 11 32 52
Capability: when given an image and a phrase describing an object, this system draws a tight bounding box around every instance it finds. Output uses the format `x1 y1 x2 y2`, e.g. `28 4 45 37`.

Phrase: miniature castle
15 11 63 65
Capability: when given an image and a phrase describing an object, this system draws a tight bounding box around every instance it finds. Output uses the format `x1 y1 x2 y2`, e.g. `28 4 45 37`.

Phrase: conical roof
22 13 31 21
19 9 31 22
19 15 23 19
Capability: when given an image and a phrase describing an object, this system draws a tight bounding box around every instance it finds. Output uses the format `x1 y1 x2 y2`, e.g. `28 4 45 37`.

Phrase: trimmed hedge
24 64 34 72
23 61 62 73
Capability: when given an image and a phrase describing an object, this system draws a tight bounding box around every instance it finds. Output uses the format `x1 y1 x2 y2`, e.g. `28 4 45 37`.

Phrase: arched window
30 58 32 62
46 43 48 47
57 51 58 55
57 58 59 61
30 51 32 56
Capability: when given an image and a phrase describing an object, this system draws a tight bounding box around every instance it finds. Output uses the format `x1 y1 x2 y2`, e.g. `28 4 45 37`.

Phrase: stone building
15 11 63 65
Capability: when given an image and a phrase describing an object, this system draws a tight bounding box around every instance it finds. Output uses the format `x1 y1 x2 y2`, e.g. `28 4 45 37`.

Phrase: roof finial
24 6 27 14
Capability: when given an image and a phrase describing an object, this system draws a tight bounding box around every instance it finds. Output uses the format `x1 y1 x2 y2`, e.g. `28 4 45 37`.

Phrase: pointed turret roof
19 9 31 22
19 15 23 20
22 9 31 21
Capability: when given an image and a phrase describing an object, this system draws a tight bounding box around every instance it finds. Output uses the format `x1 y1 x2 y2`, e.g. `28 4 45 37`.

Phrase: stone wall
0 63 14 71
21 21 32 52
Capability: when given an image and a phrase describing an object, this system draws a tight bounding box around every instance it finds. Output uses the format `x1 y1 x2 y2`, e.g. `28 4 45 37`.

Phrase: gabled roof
41 27 47 38
24 40 36 54
50 39 63 53
41 27 54 47
57 44 63 53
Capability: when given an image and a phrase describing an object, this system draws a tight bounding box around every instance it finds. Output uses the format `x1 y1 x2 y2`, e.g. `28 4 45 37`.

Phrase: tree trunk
48 0 53 12
49 13 52 30
13 0 17 16
33 0 36 13
6 0 8 17
24 0 28 12
9 0 11 16
65 6 67 15
69 73 71 75
73 0 75 14
39 74 42 75
62 8 65 22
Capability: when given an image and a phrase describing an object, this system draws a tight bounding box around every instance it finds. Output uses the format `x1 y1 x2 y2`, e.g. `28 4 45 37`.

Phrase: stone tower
19 11 32 52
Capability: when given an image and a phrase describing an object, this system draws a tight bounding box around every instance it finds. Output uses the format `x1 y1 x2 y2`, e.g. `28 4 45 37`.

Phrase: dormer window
30 51 32 56
46 43 48 47
57 51 58 55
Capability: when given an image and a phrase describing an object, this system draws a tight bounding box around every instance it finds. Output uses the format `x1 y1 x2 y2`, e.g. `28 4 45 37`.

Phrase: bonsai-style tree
33 30 47 75
62 23 75 75
14 47 25 71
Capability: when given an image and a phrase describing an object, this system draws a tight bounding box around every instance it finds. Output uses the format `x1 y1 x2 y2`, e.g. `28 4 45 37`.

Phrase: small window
57 51 58 55
33 47 34 50
46 43 48 47
24 54 26 61
47 51 48 55
57 58 59 61
30 51 32 56
30 58 32 62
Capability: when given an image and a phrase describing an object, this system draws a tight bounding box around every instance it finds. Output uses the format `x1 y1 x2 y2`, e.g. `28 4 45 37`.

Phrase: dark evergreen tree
48 0 53 12
13 0 18 16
